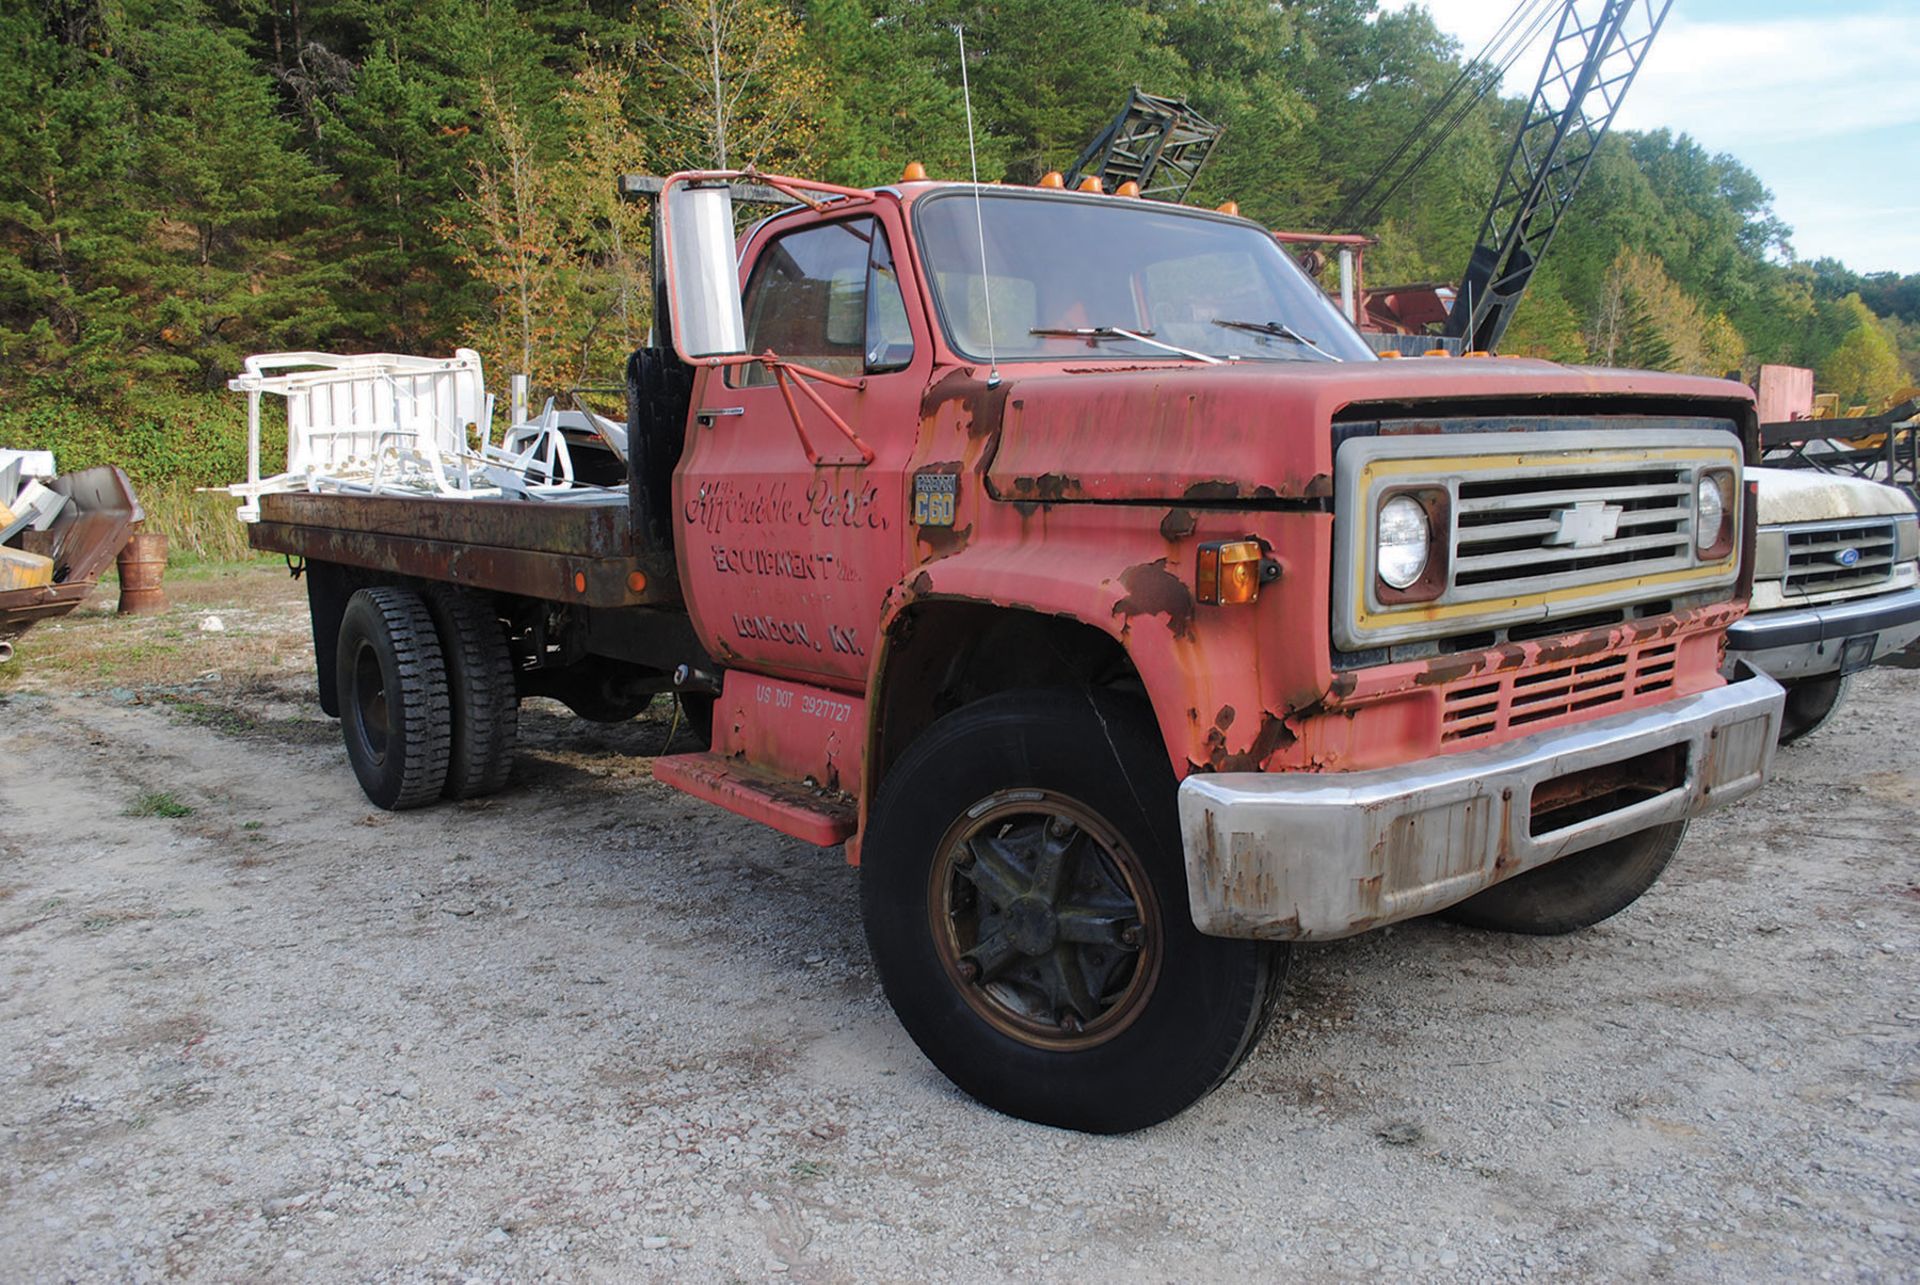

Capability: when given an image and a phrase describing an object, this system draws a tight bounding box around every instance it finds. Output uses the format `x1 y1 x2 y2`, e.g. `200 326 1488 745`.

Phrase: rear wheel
861 689 1287 1133
336 587 451 810
425 585 519 798
1442 819 1688 935
1778 673 1850 746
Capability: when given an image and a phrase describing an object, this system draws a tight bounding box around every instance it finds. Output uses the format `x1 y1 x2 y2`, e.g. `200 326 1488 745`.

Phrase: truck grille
1333 426 1742 651
1453 466 1695 597
1441 639 1680 744
1783 520 1896 596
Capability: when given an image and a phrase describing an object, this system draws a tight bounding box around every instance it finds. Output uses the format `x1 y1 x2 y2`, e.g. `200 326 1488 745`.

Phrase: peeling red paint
1112 560 1195 639
915 522 973 559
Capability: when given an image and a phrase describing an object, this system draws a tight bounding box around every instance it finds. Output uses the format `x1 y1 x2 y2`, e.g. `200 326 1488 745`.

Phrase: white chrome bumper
1178 670 1785 941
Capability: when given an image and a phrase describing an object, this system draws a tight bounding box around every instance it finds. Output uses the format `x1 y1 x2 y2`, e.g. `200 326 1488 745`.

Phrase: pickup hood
1748 465 1918 525
983 359 1754 504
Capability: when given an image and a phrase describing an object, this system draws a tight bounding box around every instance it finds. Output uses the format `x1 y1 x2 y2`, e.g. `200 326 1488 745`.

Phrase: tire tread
426 584 519 798
342 587 451 810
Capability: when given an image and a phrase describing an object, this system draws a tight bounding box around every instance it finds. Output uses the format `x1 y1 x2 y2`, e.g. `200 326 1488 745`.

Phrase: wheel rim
928 790 1162 1051
351 640 390 766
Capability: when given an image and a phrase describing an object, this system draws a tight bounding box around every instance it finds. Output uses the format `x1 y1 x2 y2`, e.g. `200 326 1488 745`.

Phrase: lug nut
956 958 979 982
1058 1013 1083 1034
1120 923 1143 948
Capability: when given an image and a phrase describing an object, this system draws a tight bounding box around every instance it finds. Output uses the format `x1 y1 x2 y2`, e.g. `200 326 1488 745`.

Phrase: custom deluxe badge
912 470 958 527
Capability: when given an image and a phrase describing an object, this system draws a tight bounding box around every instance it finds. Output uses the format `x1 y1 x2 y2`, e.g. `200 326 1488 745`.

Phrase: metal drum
115 530 169 615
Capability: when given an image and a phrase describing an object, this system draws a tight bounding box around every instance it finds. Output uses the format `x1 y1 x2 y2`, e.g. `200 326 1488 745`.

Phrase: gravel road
2 575 1917 1280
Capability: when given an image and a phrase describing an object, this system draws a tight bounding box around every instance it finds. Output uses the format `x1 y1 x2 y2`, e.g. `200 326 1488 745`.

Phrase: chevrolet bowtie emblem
1546 499 1624 549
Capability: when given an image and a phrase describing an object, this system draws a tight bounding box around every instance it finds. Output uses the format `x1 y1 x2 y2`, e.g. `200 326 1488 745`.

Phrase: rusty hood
984 359 1755 504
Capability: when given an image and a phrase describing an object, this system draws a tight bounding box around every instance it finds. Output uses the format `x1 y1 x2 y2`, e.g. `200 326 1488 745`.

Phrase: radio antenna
956 25 1000 387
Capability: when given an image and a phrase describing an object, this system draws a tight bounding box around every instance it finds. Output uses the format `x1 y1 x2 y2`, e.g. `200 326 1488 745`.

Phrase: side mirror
664 182 747 360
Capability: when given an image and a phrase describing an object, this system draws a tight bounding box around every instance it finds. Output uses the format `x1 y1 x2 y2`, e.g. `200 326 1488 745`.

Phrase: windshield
914 190 1376 365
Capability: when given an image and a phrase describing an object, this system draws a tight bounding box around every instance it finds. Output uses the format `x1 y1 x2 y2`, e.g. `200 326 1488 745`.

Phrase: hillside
3 0 1916 542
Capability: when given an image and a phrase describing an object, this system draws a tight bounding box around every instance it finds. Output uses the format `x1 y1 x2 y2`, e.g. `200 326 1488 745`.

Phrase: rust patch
1006 472 1083 502
908 571 934 597
1303 473 1334 499
1159 507 1198 541
919 368 1012 441
1206 710 1298 772
1111 560 1195 639
1214 705 1236 731
1182 480 1241 502
915 522 972 559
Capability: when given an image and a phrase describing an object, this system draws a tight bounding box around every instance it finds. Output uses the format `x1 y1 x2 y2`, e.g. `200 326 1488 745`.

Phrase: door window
733 217 915 387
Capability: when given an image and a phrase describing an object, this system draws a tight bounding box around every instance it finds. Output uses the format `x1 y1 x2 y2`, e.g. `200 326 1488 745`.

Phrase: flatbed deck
250 491 677 609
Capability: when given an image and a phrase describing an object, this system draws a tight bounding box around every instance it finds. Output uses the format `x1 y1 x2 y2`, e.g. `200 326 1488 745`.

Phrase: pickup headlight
1896 513 1919 564
1753 528 1789 580
1377 493 1436 592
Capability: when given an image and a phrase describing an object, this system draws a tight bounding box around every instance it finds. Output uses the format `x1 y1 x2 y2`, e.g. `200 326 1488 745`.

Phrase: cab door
675 207 930 690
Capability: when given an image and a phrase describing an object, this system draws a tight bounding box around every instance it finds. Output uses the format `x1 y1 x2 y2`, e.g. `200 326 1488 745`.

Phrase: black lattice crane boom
1447 0 1672 352
1064 89 1223 202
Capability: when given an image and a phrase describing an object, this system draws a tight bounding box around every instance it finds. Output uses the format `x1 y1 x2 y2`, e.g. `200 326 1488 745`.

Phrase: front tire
861 689 1286 1133
336 587 451 810
1442 819 1688 935
1778 673 1850 746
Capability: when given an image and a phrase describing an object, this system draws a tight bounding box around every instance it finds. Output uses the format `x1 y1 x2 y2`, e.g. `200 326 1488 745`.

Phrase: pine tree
131 14 343 383
0 7 148 397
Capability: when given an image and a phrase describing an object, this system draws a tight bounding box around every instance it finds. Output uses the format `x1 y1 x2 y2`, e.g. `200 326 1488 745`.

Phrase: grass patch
126 791 194 819
135 481 257 566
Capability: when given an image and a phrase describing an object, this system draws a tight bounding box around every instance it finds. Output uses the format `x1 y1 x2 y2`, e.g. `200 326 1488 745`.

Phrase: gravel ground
2 573 1917 1281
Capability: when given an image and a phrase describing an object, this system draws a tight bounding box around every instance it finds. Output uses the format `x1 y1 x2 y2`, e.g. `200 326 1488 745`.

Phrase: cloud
1382 2 1920 147
1381 1 1920 270
1614 9 1920 146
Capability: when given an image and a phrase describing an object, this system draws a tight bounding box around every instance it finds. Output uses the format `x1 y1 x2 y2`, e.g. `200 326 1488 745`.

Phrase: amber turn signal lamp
1115 180 1141 197
1038 171 1066 189
901 161 928 182
1196 540 1266 606
1077 175 1103 193
1216 200 1240 216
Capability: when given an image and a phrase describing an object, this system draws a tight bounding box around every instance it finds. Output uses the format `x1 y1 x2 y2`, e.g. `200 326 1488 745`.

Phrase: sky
1381 0 1920 275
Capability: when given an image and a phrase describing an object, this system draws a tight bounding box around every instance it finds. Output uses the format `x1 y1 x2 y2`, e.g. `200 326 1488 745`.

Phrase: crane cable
1347 0 1567 232
1330 0 1561 232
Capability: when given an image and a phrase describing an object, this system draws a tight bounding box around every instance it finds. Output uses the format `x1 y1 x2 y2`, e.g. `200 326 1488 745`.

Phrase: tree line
3 0 1916 492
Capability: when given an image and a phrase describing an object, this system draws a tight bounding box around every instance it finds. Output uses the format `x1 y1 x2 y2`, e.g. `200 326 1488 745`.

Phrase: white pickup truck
1727 468 1920 742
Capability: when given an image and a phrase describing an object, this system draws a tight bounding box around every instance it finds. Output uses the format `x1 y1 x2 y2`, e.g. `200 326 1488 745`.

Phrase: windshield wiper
1030 325 1222 365
1210 318 1343 362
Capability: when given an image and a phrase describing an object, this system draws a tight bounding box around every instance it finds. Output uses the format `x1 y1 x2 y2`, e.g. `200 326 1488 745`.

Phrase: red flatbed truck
251 170 1784 1132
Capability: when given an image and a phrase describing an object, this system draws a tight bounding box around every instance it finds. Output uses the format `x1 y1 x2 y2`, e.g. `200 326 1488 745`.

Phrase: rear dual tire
337 585 518 809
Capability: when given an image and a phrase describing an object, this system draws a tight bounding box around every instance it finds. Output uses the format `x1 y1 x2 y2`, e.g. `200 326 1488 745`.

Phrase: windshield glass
914 190 1376 364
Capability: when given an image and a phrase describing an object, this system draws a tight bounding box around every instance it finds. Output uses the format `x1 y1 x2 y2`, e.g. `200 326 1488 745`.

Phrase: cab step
651 751 856 848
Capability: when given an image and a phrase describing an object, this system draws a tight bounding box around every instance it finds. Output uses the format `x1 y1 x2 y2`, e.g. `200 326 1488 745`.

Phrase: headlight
1896 513 1919 564
1695 475 1725 550
1753 528 1789 580
1377 495 1432 590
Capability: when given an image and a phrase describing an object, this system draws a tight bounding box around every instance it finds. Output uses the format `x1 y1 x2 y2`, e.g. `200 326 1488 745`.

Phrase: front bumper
1178 669 1784 941
1724 585 1920 680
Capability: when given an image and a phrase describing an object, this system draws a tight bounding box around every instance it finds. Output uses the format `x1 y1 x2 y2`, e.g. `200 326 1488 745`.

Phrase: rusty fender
1176 668 1784 940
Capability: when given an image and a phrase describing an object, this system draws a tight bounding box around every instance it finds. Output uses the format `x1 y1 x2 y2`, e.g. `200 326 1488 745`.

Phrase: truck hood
1748 465 1918 525
984 359 1754 504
